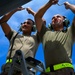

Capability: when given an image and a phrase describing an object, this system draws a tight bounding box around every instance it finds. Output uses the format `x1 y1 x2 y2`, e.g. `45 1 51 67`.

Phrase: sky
0 0 75 74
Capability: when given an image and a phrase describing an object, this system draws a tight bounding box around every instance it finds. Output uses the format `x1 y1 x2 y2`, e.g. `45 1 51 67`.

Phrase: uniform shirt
39 24 75 68
6 30 40 58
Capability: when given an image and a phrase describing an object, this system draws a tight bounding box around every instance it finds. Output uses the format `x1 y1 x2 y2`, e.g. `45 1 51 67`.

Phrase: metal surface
57 3 64 6
8 50 45 75
8 50 29 75
0 0 31 17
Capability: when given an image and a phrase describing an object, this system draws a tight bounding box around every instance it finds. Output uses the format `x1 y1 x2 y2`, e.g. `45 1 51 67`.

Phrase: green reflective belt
45 63 74 72
6 59 12 63
6 59 20 63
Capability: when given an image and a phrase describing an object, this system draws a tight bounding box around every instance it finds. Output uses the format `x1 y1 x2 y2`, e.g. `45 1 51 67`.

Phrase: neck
54 27 63 31
22 32 31 36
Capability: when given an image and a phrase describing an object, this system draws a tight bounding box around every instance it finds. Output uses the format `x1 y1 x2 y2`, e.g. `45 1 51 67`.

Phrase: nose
53 17 58 22
22 23 26 27
54 16 58 20
22 23 27 27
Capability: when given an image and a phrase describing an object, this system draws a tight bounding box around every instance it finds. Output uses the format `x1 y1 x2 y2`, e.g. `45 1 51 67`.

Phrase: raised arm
34 0 58 32
26 7 36 16
0 7 25 37
64 2 75 28
64 2 75 14
26 7 46 25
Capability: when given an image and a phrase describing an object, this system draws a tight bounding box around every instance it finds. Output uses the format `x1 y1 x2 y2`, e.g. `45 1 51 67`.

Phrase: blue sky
0 0 75 74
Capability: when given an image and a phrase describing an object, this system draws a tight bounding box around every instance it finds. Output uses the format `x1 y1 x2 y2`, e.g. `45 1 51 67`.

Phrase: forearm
35 1 52 18
35 0 58 32
0 9 17 36
0 9 17 23
29 9 36 16
26 7 36 16
64 2 75 14
34 1 52 32
69 4 75 14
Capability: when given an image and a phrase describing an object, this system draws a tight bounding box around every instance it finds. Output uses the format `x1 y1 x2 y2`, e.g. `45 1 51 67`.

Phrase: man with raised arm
0 7 40 75
35 0 75 75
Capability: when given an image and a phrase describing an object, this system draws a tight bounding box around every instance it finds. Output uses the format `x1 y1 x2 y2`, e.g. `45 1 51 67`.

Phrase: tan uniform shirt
7 30 40 58
39 24 75 68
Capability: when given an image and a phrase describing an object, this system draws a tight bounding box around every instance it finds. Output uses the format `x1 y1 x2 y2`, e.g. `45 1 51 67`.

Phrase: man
0 7 40 75
35 0 75 75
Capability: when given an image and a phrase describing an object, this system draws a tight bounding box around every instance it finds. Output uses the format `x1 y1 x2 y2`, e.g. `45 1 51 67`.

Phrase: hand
26 7 32 14
49 0 59 5
16 7 25 11
64 2 70 9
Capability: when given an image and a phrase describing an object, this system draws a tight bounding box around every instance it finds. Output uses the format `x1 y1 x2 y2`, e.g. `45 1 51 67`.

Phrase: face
51 14 64 31
21 19 33 35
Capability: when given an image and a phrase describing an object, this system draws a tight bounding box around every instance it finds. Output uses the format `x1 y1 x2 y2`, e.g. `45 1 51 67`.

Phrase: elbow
72 7 75 14
0 18 8 24
73 6 75 13
34 13 39 18
73 9 75 14
34 13 42 21
74 11 75 14
34 13 38 21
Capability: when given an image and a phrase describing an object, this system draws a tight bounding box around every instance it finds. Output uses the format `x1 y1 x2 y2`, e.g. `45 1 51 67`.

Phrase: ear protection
48 16 70 31
63 16 70 27
31 24 36 32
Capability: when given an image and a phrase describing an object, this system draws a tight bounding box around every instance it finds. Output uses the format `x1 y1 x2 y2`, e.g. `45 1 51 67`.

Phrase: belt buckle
45 67 50 72
45 65 54 72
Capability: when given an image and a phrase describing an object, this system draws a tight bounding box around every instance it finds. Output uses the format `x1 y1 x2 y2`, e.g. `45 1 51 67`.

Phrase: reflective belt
45 63 74 72
6 59 12 63
6 59 20 63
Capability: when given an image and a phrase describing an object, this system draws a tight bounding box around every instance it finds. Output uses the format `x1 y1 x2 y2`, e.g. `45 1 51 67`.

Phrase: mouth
54 20 62 25
22 27 26 30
